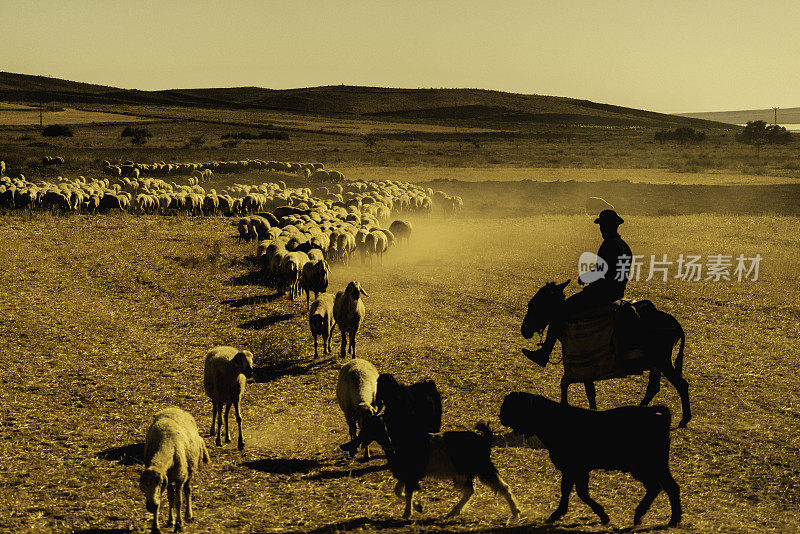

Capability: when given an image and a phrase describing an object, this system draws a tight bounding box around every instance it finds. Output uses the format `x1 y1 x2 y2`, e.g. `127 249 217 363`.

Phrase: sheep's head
345 281 369 300
235 350 255 379
521 280 569 339
139 467 167 514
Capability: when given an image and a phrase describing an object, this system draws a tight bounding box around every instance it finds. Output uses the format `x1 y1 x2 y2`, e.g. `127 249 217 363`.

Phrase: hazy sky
3 0 798 113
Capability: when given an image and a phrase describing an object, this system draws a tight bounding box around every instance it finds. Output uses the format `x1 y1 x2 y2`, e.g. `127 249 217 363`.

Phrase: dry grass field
2 105 800 181
337 166 800 185
0 208 798 534
0 104 151 126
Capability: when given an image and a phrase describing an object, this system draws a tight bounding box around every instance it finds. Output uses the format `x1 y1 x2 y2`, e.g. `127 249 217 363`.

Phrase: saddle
561 299 652 382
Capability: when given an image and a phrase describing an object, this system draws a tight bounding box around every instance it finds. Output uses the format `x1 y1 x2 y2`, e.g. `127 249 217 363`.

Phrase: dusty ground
0 209 798 534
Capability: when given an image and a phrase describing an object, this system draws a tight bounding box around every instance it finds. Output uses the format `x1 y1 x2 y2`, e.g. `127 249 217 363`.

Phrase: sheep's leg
445 479 474 518
224 403 232 443
234 400 245 450
209 401 218 437
480 472 521 517
349 330 356 358
640 368 661 406
546 474 573 523
633 478 660 526
150 501 162 534
560 378 570 405
173 481 184 532
584 382 597 410
165 484 174 527
215 404 223 447
328 324 335 355
183 481 194 523
306 290 310 310
574 473 609 525
339 327 347 359
313 334 319 358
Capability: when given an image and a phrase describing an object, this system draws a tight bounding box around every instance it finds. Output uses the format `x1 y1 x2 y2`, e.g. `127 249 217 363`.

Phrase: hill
680 107 800 126
0 71 729 129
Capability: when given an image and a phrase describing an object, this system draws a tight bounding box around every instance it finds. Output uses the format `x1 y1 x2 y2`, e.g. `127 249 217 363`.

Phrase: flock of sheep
101 158 343 182
0 160 464 219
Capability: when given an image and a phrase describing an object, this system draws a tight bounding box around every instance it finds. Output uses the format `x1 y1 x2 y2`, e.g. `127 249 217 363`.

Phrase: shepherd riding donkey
521 210 691 427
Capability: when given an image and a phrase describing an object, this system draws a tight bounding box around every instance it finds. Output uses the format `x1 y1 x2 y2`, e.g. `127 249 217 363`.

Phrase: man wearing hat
574 209 632 307
523 209 632 367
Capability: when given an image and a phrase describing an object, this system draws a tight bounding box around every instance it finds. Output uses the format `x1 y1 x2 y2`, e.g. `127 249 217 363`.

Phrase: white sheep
336 358 379 459
140 406 209 534
203 346 254 450
309 293 335 358
333 281 368 358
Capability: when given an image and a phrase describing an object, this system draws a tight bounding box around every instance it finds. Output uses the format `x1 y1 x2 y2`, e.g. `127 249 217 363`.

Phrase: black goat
341 374 441 458
375 374 442 432
499 391 681 527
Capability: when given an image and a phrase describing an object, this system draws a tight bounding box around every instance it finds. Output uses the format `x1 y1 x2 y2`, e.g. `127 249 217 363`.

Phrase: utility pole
39 106 43 128
773 107 778 125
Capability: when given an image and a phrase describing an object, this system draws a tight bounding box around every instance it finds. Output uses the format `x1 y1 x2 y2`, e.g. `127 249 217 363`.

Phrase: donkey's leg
654 349 691 427
584 382 597 409
640 368 662 406
560 377 570 405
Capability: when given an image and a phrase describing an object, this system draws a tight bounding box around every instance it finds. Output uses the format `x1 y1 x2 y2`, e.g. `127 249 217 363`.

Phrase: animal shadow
222 294 272 308
227 271 265 287
243 458 321 475
281 516 587 534
253 355 332 383
305 462 388 481
239 313 294 330
72 529 132 534
97 442 144 465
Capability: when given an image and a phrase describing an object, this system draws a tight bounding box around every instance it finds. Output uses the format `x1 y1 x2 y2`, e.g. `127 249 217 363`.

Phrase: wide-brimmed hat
594 209 624 225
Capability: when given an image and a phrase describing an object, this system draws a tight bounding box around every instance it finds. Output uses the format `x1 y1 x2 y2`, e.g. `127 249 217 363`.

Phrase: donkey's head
521 280 570 339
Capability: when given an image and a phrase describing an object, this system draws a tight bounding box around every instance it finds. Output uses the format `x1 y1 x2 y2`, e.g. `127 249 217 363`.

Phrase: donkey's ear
556 279 571 290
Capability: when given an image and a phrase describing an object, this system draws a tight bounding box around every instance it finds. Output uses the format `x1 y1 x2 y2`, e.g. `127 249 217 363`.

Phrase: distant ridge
0 71 731 129
680 107 800 126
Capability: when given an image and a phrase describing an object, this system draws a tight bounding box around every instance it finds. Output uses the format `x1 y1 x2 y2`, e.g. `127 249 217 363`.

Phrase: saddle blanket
561 300 644 382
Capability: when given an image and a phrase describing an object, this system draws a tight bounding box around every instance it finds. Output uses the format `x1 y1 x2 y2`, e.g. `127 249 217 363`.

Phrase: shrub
654 127 706 144
220 139 240 148
121 126 151 138
121 126 152 145
736 120 792 145
185 135 206 149
362 133 379 149
42 124 73 137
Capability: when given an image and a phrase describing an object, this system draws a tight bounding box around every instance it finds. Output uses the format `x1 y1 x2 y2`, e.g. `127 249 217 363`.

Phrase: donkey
521 280 691 427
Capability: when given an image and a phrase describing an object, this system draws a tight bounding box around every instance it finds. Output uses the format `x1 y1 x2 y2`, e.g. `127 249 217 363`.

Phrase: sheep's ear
358 285 369 297
556 279 571 291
